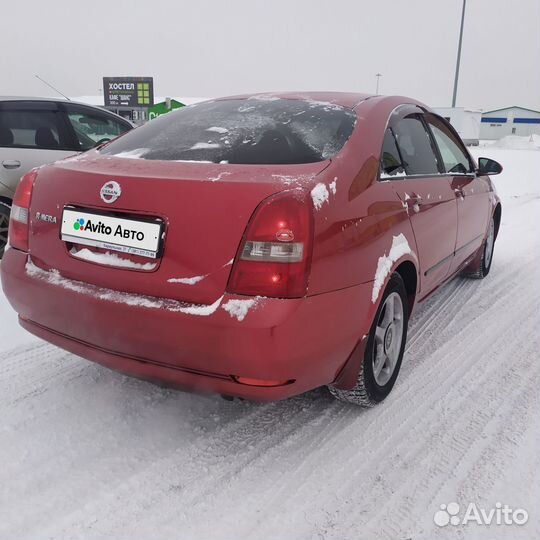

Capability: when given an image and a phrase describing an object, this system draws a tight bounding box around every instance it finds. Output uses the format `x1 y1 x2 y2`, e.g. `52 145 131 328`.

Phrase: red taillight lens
8 169 38 252
227 191 313 298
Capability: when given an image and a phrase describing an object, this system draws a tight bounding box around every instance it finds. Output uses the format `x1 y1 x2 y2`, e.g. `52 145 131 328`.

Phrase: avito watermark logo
434 502 529 528
72 217 145 241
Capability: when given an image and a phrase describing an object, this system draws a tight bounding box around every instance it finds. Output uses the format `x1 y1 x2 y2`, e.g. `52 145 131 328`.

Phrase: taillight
227 191 313 298
9 169 38 252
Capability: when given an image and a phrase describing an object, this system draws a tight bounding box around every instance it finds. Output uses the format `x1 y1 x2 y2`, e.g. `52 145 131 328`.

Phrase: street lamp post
376 73 382 95
452 0 467 107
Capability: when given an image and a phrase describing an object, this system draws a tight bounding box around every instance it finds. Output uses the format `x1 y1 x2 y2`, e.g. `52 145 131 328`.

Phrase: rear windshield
100 98 356 165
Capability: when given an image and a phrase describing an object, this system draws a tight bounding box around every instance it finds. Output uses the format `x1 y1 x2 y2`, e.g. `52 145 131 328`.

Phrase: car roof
0 96 110 110
214 91 374 109
0 96 133 127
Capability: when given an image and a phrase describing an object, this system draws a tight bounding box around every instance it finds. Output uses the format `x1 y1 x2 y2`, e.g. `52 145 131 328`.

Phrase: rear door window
425 114 473 174
0 105 71 150
100 98 356 165
64 105 131 151
393 115 441 175
380 128 406 178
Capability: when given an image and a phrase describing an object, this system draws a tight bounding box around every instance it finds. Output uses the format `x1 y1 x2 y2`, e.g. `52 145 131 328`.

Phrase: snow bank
371 234 412 303
70 248 157 271
490 135 540 151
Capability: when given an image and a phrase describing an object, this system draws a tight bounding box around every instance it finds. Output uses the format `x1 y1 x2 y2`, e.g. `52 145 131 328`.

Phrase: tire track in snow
202 230 539 539
34 391 338 540
233 278 539 540
368 342 540 540
1 380 274 538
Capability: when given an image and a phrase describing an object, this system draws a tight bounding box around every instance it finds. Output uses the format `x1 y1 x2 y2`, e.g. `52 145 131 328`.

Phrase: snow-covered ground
1 144 539 540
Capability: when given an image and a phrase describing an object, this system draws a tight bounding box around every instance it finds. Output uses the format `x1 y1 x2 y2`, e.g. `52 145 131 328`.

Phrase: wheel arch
394 260 418 315
493 203 502 240
332 256 417 391
0 195 13 207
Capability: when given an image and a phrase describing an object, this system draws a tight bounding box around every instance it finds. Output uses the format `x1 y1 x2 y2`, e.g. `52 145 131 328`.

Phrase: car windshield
100 98 356 165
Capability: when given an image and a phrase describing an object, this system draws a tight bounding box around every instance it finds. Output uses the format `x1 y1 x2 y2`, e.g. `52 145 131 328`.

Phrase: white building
433 107 482 146
480 106 540 140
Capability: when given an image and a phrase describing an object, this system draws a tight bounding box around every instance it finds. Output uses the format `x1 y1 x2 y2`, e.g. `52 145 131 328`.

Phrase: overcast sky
2 0 539 111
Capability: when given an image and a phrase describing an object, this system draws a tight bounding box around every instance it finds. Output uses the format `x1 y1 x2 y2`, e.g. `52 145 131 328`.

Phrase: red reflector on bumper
232 376 294 387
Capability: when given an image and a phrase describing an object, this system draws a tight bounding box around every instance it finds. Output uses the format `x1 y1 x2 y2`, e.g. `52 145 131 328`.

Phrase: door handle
454 187 465 199
2 160 21 170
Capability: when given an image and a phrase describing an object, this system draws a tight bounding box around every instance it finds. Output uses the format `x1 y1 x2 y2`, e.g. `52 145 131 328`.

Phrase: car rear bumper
1 249 374 400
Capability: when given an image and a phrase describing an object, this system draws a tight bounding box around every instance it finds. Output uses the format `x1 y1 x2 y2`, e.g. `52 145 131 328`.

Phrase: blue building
480 106 540 140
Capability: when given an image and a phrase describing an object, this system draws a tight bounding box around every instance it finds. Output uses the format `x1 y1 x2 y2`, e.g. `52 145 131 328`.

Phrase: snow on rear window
100 99 356 165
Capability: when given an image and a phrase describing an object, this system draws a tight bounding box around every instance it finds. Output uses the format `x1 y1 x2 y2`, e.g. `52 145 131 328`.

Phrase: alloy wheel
373 292 405 386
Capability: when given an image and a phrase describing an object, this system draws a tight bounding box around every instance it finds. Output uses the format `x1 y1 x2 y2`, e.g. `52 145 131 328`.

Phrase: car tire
463 216 495 280
0 201 11 259
329 273 409 407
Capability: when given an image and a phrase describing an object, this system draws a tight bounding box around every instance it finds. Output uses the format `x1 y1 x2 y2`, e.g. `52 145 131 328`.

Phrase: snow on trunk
25 259 223 316
70 248 157 271
167 275 207 285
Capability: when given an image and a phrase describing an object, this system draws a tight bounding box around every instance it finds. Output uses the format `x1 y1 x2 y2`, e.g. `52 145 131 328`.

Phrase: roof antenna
34 74 71 101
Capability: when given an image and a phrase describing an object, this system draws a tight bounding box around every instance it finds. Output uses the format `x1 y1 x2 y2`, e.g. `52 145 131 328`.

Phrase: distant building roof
483 105 540 115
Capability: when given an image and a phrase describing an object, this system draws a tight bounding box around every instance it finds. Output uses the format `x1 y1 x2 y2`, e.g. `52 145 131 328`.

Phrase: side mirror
478 157 503 176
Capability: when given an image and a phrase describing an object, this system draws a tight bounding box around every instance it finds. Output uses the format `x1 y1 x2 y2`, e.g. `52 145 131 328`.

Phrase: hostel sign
103 77 154 107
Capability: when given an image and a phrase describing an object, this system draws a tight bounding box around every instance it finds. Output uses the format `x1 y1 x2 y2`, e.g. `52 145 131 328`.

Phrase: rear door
0 101 76 196
383 107 458 297
424 113 490 274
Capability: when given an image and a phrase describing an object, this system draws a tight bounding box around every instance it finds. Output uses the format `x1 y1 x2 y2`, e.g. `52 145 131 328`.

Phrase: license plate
61 208 162 259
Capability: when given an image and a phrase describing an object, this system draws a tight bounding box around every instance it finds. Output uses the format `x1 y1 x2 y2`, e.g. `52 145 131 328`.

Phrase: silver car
0 97 132 256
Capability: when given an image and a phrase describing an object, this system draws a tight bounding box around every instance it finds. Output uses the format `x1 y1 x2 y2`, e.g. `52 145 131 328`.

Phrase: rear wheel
463 216 495 279
0 201 10 259
329 273 409 407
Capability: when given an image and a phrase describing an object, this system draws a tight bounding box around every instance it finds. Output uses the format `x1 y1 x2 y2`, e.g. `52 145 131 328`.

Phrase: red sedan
0 92 502 406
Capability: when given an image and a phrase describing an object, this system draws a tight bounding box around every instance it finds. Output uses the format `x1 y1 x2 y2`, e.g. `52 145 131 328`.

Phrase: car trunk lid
27 152 327 305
